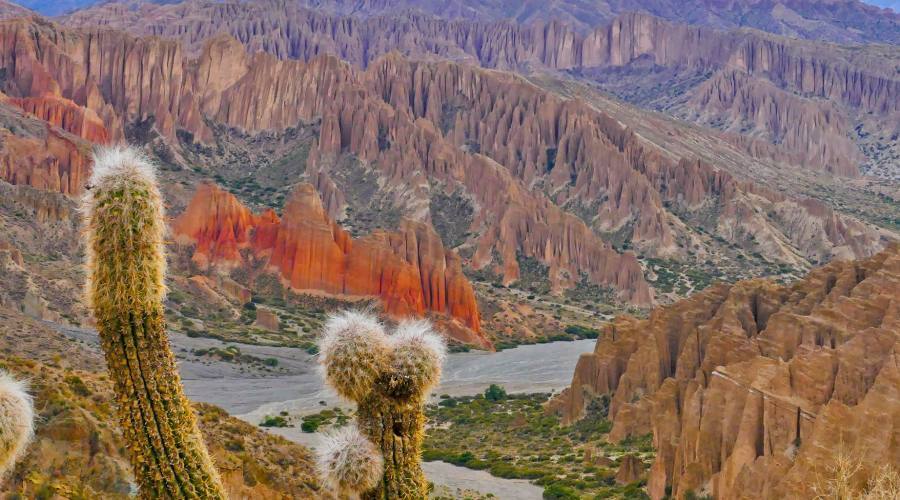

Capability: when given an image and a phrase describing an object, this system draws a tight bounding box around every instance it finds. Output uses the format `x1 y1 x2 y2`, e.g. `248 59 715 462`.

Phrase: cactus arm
85 147 227 499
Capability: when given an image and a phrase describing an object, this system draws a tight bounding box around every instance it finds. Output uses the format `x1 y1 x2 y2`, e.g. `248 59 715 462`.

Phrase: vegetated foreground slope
0 308 321 498
549 243 900 499
62 1 900 179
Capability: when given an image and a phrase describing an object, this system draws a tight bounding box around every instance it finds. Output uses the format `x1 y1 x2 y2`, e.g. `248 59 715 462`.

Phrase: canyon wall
0 18 653 304
62 3 900 176
64 0 900 45
0 17 887 293
550 244 900 499
0 97 94 195
173 182 489 348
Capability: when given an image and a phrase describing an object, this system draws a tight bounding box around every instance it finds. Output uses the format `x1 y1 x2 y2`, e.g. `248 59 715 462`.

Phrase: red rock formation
174 183 489 347
173 182 262 268
550 244 900 499
7 94 109 143
0 125 92 195
0 18 201 142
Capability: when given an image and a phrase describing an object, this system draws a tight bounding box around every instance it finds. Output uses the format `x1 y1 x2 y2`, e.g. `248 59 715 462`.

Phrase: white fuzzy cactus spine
318 424 384 498
384 319 447 399
0 371 34 479
319 311 390 401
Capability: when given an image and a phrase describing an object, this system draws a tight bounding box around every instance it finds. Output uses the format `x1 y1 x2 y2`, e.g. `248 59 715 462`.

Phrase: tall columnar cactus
0 371 34 480
84 147 227 499
318 311 446 499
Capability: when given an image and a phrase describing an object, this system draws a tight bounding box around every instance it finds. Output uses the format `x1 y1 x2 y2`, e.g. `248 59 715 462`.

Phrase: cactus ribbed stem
84 147 226 499
356 394 427 499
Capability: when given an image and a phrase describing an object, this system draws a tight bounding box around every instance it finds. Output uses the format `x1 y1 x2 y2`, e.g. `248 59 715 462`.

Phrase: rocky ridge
0 18 657 306
173 182 490 347
0 96 94 195
61 2 900 177
549 243 900 499
72 0 896 45
0 17 891 302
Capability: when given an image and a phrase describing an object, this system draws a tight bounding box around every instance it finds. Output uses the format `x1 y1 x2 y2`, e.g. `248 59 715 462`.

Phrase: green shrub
65 376 91 397
543 483 580 499
484 384 507 401
300 420 319 433
564 325 601 339
259 415 288 428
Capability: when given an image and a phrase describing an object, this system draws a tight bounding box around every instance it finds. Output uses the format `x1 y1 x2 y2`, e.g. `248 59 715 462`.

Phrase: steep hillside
0 0 33 18
0 18 652 305
0 16 893 346
549 243 900 499
283 0 900 44
62 3 900 178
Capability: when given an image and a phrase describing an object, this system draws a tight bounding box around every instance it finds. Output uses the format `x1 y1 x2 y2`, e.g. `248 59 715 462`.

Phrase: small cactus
318 424 384 497
0 371 34 480
318 311 390 402
84 146 226 499
318 311 446 499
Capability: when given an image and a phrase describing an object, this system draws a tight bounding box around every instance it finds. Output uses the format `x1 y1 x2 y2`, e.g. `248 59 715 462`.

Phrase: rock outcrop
550 244 900 499
6 94 109 143
616 454 644 485
61 3 900 175
174 183 490 347
0 120 92 195
253 308 280 331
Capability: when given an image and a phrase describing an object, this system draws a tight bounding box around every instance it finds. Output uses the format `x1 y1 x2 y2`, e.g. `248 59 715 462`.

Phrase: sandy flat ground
55 324 593 499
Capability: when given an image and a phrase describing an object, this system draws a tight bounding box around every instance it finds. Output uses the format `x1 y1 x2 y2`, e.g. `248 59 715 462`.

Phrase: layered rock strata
0 18 889 298
550 244 900 499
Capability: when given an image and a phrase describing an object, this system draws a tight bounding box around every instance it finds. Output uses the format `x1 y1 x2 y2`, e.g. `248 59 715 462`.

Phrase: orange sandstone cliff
173 183 489 348
550 244 900 499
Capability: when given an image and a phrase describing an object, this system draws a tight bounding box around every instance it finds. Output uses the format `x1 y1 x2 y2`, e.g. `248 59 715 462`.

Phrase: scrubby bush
260 415 289 428
484 384 507 401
